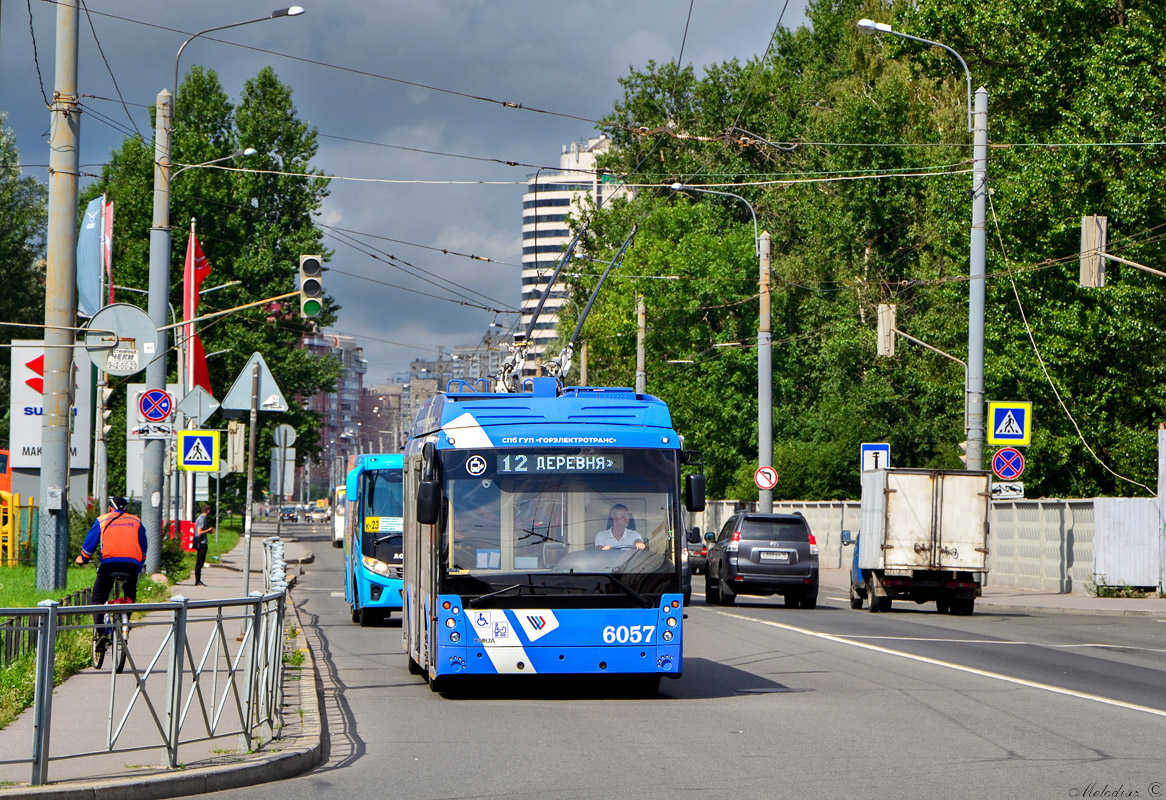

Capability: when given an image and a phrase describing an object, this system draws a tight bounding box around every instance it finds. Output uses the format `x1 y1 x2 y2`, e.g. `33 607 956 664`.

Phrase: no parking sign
991 447 1025 481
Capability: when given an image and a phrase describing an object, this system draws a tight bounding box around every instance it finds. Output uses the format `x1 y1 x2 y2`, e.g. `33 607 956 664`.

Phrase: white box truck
841 468 990 615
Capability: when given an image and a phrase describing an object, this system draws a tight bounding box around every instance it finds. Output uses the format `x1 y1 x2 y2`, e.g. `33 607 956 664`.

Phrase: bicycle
92 575 132 673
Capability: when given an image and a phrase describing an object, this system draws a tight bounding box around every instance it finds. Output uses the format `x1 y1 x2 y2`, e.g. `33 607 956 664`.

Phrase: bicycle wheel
113 611 130 673
91 629 106 670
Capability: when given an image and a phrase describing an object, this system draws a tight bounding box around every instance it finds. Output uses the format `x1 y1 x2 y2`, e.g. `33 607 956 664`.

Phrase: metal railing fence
0 590 287 786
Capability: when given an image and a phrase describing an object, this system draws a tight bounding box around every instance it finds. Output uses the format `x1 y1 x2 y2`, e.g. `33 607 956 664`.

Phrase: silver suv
704 512 819 608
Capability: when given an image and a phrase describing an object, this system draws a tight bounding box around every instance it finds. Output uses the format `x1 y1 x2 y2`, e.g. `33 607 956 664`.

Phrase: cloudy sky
2 0 809 380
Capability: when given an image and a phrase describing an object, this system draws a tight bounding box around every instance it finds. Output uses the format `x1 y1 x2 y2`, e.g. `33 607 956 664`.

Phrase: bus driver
594 504 645 550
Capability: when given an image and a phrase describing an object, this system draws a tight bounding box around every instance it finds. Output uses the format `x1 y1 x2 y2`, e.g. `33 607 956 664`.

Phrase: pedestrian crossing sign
178 431 220 472
987 401 1032 446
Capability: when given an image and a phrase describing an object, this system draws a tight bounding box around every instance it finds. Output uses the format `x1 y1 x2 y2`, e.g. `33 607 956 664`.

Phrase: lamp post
142 9 303 574
671 183 774 511
857 19 987 471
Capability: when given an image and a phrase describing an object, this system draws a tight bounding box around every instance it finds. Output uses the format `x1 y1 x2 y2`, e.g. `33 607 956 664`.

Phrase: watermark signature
1069 784 1162 798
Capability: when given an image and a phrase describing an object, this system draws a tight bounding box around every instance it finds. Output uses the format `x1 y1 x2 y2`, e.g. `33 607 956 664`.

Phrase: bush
159 531 188 580
68 499 100 560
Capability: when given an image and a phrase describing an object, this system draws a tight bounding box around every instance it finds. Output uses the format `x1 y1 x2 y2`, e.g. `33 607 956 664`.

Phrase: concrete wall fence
689 496 1165 595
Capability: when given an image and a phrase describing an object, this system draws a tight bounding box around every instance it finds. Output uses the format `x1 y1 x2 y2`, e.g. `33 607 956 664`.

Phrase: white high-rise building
520 135 629 373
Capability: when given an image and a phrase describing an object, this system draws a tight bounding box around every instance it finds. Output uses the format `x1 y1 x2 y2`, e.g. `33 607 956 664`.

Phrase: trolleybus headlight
445 617 456 628
662 630 674 642
666 616 677 627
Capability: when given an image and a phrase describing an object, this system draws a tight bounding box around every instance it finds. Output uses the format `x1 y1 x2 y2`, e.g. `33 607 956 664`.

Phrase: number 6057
602 625 654 644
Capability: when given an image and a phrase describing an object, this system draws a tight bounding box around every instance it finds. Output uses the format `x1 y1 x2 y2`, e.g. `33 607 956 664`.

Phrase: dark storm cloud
1 0 807 376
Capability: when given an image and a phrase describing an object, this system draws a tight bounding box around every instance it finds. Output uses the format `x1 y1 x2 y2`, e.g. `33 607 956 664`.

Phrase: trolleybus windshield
438 448 681 605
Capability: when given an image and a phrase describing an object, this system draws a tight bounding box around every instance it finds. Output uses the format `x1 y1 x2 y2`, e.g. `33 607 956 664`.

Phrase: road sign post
991 447 1025 481
860 443 891 472
754 466 778 492
987 401 1032 446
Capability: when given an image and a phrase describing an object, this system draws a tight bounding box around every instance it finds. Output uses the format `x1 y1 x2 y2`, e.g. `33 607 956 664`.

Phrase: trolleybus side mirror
422 442 437 480
687 526 701 544
417 480 442 525
841 529 853 546
684 473 706 512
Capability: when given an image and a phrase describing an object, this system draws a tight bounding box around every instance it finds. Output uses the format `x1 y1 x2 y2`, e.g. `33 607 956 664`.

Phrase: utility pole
965 87 989 471
241 361 259 598
37 0 80 591
635 296 646 394
141 88 172 575
758 231 773 512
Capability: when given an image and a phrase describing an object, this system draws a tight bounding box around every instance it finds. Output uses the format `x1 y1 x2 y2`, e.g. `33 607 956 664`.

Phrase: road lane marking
715 611 1166 719
843 634 1166 654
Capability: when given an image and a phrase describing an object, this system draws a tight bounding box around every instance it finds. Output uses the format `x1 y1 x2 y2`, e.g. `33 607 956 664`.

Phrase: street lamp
857 20 987 471
671 182 774 511
141 9 304 574
173 8 305 106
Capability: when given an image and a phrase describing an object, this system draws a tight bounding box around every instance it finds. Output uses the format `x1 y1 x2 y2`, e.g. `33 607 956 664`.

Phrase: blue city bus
401 377 705 693
344 453 405 626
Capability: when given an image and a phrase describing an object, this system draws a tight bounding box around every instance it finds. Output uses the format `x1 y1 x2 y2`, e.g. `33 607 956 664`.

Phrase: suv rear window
739 519 810 542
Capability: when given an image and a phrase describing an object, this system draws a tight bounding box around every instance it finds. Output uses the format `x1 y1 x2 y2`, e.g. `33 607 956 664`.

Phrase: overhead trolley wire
322 226 516 311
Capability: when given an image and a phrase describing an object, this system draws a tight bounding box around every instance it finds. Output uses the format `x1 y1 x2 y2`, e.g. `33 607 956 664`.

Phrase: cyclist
75 496 147 654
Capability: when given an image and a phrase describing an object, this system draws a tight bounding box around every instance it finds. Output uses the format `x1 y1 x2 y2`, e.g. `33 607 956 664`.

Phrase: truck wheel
849 586 864 610
783 593 799 608
955 598 975 616
936 598 951 614
867 578 881 613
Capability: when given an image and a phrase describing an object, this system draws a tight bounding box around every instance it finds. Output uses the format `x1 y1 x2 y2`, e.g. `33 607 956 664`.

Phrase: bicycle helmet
109 496 129 512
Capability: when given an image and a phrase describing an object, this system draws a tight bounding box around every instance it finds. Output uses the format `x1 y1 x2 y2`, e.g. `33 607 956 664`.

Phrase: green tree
571 0 1166 500
0 114 48 447
85 67 339 503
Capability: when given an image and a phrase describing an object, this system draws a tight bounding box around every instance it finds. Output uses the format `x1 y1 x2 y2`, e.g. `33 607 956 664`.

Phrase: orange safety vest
97 512 144 562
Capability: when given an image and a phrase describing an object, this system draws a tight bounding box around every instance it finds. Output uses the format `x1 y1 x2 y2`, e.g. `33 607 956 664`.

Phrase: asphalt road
192 527 1166 800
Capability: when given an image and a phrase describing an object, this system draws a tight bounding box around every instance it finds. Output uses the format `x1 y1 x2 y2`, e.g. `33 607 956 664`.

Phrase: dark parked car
704 512 819 608
686 527 707 574
279 506 299 523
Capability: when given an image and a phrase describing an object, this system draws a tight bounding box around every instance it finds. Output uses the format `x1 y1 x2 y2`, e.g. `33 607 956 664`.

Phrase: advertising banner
9 341 93 469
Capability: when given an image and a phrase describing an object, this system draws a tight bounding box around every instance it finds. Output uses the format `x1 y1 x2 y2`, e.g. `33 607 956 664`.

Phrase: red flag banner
190 334 213 395
184 232 212 392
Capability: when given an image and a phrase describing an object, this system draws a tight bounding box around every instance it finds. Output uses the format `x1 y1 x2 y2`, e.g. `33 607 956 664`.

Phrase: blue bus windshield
438 448 681 604
361 469 404 561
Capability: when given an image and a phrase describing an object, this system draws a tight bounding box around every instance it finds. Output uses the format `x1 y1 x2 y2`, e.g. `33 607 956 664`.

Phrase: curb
0 593 323 800
820 583 1166 619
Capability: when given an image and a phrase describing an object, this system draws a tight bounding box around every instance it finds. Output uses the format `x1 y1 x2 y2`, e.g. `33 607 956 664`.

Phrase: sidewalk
817 568 1166 617
0 522 322 800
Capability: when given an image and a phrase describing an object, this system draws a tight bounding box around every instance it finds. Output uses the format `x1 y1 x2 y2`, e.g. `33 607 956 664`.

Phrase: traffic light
299 255 324 318
99 387 113 436
957 440 968 466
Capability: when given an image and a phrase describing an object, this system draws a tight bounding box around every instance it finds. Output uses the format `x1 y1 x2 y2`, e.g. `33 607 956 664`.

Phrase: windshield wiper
605 575 652 607
374 534 402 545
469 583 524 608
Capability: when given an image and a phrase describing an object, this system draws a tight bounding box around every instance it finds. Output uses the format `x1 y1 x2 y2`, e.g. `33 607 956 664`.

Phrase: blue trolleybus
402 377 705 692
344 453 405 626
